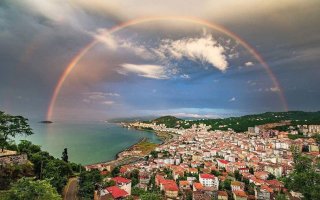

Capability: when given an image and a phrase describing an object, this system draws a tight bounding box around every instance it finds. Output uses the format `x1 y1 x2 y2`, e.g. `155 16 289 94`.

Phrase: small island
39 120 53 124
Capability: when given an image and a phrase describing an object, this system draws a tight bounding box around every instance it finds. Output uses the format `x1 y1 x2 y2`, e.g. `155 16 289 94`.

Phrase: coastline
85 125 175 168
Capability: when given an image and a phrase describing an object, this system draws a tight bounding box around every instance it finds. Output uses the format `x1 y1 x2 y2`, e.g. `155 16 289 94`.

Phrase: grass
133 141 158 154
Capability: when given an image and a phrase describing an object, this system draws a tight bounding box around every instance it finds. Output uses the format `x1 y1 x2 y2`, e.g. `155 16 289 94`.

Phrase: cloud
269 87 280 92
229 97 236 102
85 92 120 97
155 34 228 71
102 101 115 105
91 29 118 50
118 63 169 79
82 92 119 105
170 113 219 119
180 74 190 79
245 61 254 66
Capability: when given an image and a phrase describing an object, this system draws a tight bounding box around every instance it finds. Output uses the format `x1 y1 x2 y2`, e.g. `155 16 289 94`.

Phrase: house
233 190 248 200
217 191 228 200
162 180 179 199
193 190 212 200
193 182 204 191
264 164 283 178
231 181 245 191
217 160 229 169
199 174 219 190
254 171 269 180
255 185 273 200
104 186 128 199
179 180 190 190
112 177 131 195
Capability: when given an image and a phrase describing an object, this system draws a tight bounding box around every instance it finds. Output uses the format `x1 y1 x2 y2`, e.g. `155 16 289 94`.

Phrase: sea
15 121 161 165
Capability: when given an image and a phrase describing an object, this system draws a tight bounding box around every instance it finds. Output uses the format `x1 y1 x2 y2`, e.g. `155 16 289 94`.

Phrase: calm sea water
15 121 161 165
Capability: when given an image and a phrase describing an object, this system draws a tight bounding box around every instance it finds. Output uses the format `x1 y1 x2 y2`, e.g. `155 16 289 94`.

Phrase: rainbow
47 16 288 121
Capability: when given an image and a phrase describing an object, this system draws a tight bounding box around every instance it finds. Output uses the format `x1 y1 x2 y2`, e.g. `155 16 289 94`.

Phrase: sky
0 0 319 121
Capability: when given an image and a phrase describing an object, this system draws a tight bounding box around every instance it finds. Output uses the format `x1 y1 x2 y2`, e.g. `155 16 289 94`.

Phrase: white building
199 174 219 190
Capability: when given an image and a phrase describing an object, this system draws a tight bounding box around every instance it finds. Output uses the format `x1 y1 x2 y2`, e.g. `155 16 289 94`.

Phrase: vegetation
0 111 33 152
283 152 320 199
4 178 61 200
134 141 158 154
78 170 102 200
150 111 320 132
0 162 34 190
61 148 68 163
0 111 82 197
151 115 182 128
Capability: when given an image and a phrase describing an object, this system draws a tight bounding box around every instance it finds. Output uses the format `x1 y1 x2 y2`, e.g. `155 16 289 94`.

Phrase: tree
267 173 276 180
79 170 102 199
18 140 41 156
234 170 242 181
284 154 320 200
140 192 162 200
42 159 72 193
249 167 254 174
61 148 68 162
111 166 120 177
5 178 61 200
0 112 33 152
275 193 287 200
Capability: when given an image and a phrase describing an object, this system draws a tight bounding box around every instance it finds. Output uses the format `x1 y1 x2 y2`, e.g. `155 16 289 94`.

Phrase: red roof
218 159 229 164
193 182 204 190
112 177 131 184
106 186 128 199
200 173 215 179
163 180 179 191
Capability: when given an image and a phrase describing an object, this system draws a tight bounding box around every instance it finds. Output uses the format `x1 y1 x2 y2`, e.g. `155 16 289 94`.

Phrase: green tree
222 179 231 190
18 140 41 155
5 178 61 200
42 159 72 193
111 166 120 177
275 193 287 200
0 112 33 152
285 154 320 200
267 173 276 180
79 170 102 199
249 167 254 174
140 192 162 200
234 170 242 181
61 148 68 162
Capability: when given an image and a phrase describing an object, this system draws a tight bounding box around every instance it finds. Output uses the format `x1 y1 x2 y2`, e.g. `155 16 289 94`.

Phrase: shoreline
85 125 175 168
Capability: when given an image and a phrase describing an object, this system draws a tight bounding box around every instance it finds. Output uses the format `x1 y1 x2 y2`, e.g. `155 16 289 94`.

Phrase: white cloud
245 61 254 66
118 63 169 79
155 34 228 71
270 87 280 92
264 87 280 92
91 29 117 50
170 113 219 119
180 74 190 79
102 101 115 105
229 97 236 102
82 92 119 105
84 92 120 97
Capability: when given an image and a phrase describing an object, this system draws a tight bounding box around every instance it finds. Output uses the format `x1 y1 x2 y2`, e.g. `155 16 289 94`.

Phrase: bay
15 121 161 165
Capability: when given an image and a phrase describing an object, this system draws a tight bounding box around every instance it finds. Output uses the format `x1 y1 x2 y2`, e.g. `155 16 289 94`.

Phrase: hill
149 111 320 132
151 116 183 128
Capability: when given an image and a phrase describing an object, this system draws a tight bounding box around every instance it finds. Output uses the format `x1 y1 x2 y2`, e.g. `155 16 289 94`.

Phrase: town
84 120 320 200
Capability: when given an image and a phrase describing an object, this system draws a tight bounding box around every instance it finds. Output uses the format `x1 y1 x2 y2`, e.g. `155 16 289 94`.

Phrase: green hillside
151 116 183 128
150 111 320 132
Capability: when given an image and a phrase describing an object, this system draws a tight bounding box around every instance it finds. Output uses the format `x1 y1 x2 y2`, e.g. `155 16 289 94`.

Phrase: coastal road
64 177 78 200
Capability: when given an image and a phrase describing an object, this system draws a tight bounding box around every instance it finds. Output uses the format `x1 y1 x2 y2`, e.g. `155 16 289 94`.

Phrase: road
64 177 78 200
